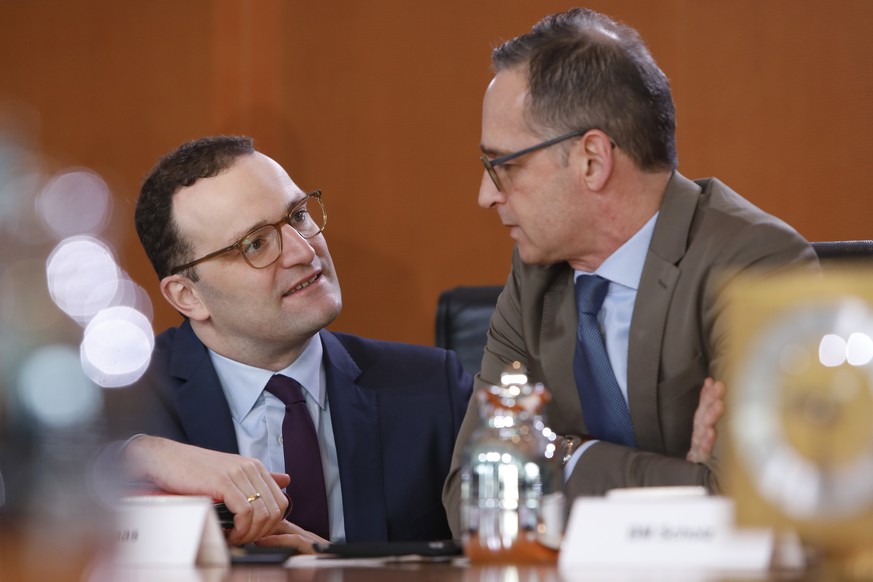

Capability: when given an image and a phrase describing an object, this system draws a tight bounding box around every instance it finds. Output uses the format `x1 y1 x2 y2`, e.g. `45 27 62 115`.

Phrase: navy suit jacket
113 320 472 542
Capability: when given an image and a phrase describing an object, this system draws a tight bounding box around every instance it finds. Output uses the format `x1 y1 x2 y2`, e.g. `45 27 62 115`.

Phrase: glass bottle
460 361 565 562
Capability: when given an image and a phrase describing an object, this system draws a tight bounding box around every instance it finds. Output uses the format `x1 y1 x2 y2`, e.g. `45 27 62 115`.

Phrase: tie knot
575 275 610 315
265 375 306 405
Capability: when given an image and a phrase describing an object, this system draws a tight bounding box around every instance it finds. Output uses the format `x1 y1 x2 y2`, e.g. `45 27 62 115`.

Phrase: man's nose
278 224 317 265
478 171 504 209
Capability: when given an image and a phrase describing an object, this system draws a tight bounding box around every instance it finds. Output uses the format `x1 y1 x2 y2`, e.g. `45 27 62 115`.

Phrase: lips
283 273 321 296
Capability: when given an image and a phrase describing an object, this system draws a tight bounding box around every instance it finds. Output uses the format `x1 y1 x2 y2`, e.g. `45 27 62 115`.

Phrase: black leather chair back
811 240 873 266
435 285 503 376
435 241 873 375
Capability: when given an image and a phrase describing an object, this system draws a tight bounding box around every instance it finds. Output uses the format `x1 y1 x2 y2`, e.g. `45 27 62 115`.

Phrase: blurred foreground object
461 362 564 563
724 268 873 579
0 105 151 580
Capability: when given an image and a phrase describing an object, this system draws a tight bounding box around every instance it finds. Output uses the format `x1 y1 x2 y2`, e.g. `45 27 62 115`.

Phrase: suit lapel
320 331 387 542
168 321 239 454
628 172 701 452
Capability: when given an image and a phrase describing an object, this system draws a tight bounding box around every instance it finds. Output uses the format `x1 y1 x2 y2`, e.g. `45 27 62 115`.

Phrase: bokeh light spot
36 169 112 238
846 332 873 366
17 344 102 428
819 334 847 367
114 275 154 323
80 306 154 388
46 236 120 324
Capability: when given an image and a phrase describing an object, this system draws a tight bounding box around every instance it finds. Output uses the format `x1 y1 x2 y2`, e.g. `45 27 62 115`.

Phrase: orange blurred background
1 0 871 345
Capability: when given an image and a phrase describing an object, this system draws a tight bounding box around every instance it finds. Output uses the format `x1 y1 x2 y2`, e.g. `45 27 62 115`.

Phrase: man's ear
160 275 209 321
576 130 615 192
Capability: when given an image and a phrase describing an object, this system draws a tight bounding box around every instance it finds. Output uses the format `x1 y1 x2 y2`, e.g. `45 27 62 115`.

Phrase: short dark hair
135 135 255 281
493 8 677 171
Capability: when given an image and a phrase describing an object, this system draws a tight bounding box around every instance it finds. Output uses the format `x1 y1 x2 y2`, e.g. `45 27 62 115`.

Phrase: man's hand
686 377 725 464
123 435 290 546
255 519 330 554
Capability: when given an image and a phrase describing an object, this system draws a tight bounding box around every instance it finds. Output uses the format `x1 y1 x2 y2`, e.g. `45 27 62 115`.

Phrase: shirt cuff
563 438 599 482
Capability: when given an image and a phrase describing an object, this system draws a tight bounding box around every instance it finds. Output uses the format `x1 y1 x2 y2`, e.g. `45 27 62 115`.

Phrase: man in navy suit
117 136 471 550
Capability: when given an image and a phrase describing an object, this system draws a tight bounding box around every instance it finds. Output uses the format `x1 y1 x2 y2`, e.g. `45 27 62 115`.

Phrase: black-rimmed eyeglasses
170 190 327 275
480 129 590 192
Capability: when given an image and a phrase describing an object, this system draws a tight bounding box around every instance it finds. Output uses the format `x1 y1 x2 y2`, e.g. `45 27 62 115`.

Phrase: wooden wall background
1 0 871 346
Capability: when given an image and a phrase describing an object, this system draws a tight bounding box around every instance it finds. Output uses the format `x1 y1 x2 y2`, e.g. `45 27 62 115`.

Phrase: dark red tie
264 374 330 539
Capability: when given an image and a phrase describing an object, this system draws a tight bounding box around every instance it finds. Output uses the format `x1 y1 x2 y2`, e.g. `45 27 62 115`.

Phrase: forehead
481 68 533 149
173 152 305 246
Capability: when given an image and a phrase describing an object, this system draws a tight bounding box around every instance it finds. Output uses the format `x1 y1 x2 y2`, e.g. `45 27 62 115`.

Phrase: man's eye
242 232 274 256
290 209 310 225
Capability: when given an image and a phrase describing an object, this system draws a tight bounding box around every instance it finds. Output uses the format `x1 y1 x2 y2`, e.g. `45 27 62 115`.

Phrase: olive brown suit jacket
442 172 818 536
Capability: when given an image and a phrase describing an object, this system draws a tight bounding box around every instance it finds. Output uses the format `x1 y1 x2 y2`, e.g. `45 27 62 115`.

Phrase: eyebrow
480 144 507 159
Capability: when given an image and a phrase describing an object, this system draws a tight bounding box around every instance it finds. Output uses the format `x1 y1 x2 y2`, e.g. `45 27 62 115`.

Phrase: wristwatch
559 434 590 467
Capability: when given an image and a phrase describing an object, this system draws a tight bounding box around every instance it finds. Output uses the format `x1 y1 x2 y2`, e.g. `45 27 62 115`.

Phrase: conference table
4 543 828 582
85 555 825 582
0 527 829 581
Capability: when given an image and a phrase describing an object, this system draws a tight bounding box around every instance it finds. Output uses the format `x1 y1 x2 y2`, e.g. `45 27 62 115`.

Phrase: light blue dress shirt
565 212 659 479
210 335 346 541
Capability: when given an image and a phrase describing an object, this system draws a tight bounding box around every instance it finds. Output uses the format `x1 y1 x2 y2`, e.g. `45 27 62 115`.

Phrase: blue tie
573 275 638 447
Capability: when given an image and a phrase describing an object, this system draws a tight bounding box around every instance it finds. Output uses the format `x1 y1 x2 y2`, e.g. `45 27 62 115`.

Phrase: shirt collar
209 335 326 424
577 211 659 290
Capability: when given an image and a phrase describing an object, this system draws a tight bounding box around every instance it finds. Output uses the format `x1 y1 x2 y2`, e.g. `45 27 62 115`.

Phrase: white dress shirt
210 335 346 541
565 212 659 479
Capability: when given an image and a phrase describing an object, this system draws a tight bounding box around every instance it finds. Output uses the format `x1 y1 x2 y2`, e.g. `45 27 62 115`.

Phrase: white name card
559 491 773 574
113 496 229 567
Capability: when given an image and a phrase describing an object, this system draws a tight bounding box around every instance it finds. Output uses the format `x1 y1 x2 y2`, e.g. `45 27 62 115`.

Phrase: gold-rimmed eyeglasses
480 129 591 192
170 189 326 275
